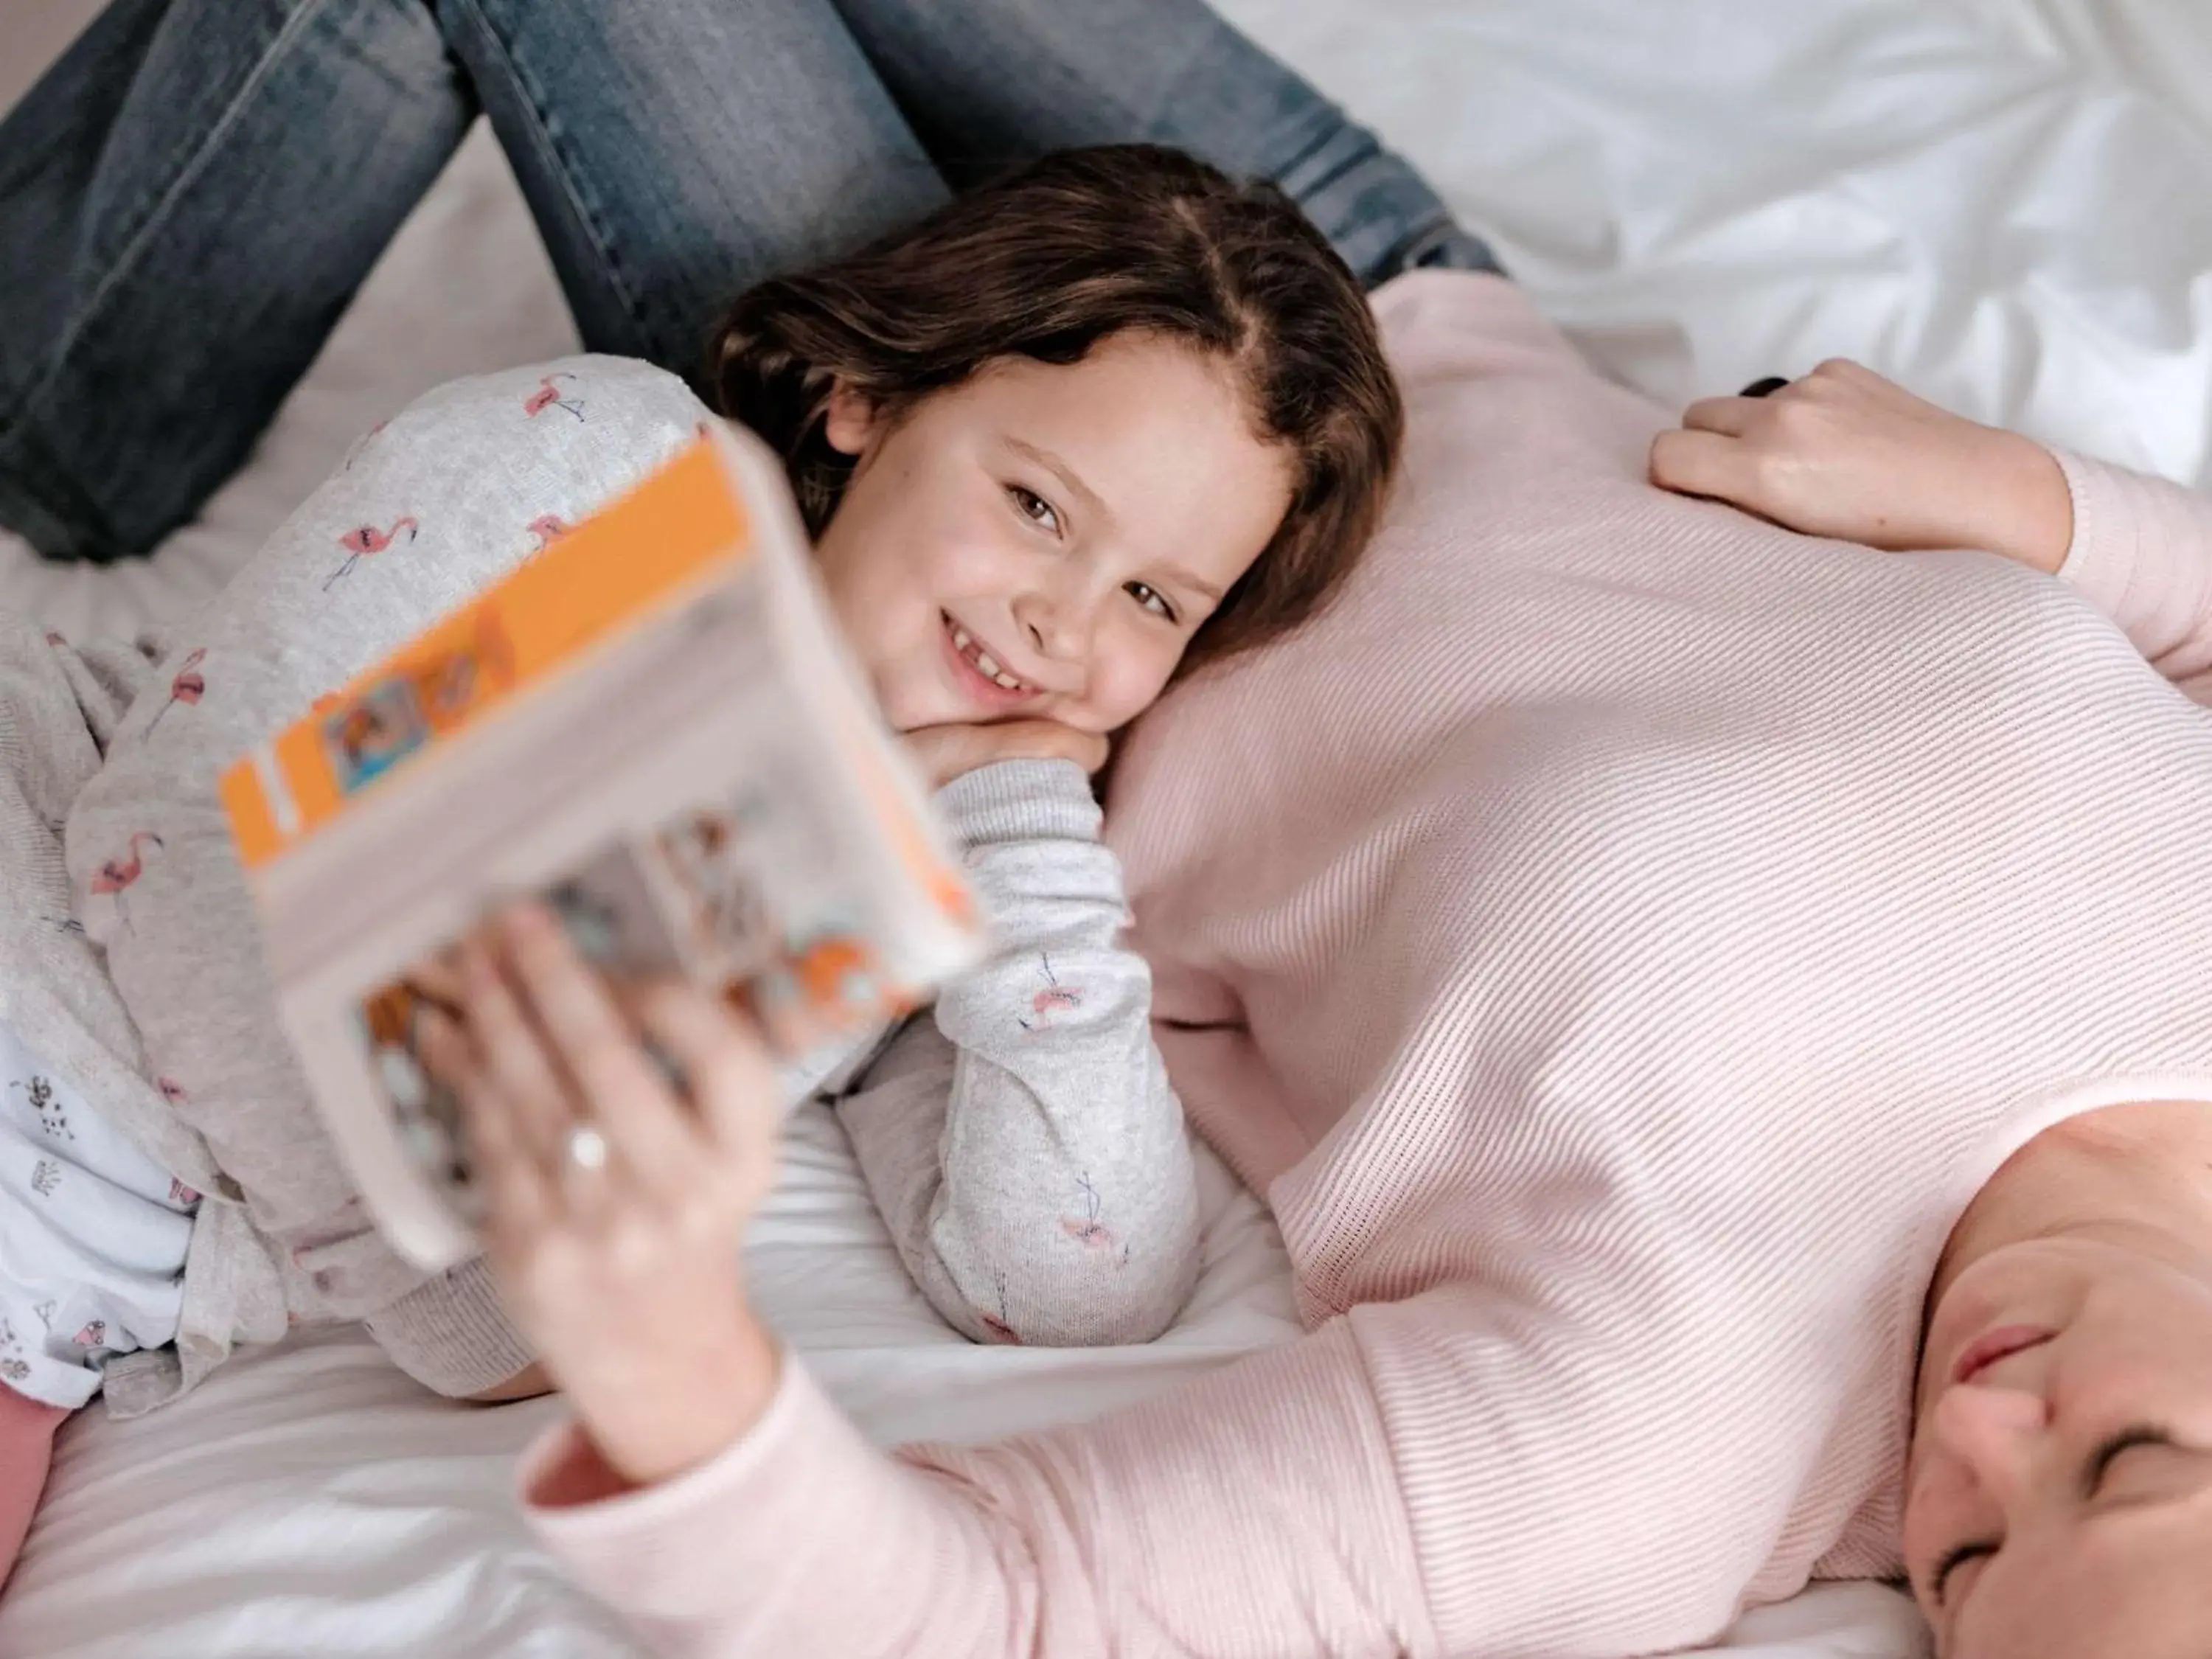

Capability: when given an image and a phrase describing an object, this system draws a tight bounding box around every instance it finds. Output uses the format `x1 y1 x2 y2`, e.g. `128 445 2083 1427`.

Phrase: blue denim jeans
0 0 1498 563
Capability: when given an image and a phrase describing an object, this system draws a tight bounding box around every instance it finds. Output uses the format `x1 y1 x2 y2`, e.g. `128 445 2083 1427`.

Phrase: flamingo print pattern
145 647 206 732
8 364 714 1411
1059 1173 1130 1265
827 756 1196 1352
523 372 585 420
972 1275 1023 1345
90 832 163 933
1018 953 1083 1032
327 517 419 590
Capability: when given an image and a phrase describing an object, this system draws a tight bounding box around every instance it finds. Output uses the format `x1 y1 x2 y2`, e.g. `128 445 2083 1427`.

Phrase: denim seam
7 0 341 435
442 0 652 359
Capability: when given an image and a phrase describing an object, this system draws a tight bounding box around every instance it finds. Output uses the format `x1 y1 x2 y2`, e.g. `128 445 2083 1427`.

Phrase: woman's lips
1952 1324 2058 1387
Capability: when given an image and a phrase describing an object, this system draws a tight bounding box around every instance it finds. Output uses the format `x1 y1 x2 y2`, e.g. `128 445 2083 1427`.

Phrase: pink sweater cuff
518 1358 959 1640
2051 449 2212 698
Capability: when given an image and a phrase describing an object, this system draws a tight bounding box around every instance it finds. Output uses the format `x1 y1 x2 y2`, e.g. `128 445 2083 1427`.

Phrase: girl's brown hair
711 143 1401 672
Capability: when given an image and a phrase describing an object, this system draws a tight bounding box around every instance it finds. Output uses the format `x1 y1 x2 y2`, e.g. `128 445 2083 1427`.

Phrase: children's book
220 422 983 1270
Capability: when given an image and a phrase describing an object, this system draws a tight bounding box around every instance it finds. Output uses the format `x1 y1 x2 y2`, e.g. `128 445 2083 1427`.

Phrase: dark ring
1739 376 1790 399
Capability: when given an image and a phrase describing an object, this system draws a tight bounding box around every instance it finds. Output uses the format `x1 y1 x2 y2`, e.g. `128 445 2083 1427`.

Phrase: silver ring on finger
564 1123 610 1176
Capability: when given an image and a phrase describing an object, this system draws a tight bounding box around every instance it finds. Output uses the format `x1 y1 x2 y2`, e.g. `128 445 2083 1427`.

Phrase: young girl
41 141 1399 1455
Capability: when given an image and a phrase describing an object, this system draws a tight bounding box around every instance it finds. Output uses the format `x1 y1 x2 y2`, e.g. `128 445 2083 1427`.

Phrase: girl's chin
875 686 968 735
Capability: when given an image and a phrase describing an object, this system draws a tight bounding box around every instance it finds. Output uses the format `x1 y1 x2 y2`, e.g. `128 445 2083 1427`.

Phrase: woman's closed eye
1006 484 1062 537
1933 1540 1996 1608
2081 1424 2183 1502
1934 1427 2185 1610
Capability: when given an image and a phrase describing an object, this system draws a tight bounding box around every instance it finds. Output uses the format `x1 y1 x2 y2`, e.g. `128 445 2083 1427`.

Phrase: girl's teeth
949 619 1026 691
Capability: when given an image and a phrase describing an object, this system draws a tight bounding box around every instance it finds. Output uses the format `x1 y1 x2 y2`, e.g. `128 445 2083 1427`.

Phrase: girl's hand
417 904 783 1486
1648 359 2075 574
903 718 1110 790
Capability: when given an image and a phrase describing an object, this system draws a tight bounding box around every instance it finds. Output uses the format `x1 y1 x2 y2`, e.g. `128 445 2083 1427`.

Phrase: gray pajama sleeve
833 759 1201 1347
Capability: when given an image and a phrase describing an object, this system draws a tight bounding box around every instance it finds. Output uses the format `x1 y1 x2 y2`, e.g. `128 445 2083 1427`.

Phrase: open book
220 422 984 1271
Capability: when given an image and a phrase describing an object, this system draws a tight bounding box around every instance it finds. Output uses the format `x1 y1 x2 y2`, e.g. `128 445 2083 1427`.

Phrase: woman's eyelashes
1933 1540 1995 1607
1933 1427 2183 1607
2081 1424 2177 1500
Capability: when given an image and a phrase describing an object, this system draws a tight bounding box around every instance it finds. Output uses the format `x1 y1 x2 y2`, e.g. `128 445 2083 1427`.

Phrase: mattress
6 0 2209 1652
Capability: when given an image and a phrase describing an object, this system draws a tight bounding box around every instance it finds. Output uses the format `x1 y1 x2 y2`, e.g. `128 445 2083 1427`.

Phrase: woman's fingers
404 953 467 1012
425 905 782 1264
1648 425 1759 504
493 905 706 1193
1679 394 1761 437
417 1004 554 1239
456 928 575 1171
625 978 780 1169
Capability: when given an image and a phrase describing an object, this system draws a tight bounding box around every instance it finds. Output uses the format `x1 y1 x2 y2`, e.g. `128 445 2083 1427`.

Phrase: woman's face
810 332 1294 736
1904 1233 2212 1657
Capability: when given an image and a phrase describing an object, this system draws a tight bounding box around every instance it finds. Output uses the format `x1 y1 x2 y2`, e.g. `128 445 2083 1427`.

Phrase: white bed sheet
0 1103 1925 1659
7 1 2211 1652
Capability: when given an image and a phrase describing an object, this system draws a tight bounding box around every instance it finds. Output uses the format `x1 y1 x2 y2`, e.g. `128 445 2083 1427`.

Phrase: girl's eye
1007 485 1061 535
1125 581 1177 622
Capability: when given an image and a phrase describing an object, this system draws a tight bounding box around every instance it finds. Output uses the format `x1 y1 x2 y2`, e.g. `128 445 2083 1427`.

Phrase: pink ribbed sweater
521 274 2212 1656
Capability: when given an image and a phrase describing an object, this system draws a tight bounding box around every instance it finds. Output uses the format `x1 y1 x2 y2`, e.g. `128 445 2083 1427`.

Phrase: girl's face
811 332 1295 736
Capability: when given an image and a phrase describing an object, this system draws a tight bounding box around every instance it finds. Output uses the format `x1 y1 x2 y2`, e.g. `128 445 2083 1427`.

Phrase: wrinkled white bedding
5 1 2209 1653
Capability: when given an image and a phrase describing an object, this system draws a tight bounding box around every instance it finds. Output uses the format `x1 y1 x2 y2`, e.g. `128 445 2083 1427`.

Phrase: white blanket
6 1 2209 1652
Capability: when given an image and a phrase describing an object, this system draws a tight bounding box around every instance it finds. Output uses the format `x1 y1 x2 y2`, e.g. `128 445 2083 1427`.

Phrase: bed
5 1 2210 1653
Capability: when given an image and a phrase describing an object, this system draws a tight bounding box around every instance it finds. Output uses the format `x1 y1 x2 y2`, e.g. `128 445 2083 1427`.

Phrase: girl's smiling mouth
942 611 1043 709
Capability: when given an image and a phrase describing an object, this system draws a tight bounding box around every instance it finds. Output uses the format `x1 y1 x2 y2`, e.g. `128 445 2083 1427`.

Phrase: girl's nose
1015 588 1085 661
1928 1384 2048 1509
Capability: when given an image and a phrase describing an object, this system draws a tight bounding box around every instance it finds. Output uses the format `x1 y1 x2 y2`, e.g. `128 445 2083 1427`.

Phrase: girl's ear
823 380 880 457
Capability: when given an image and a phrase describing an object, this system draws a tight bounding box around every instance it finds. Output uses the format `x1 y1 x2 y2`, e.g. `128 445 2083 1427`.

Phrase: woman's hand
902 717 1110 790
1648 358 2075 574
417 904 783 1486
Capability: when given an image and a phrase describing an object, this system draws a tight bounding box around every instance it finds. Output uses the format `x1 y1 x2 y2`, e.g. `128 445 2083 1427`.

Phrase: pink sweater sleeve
521 1323 1435 1655
521 1265 1799 1656
2052 450 2212 704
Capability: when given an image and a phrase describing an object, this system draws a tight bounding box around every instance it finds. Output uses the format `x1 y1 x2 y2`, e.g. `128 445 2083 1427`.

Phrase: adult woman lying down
435 277 2212 1655
13 1 2212 1654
